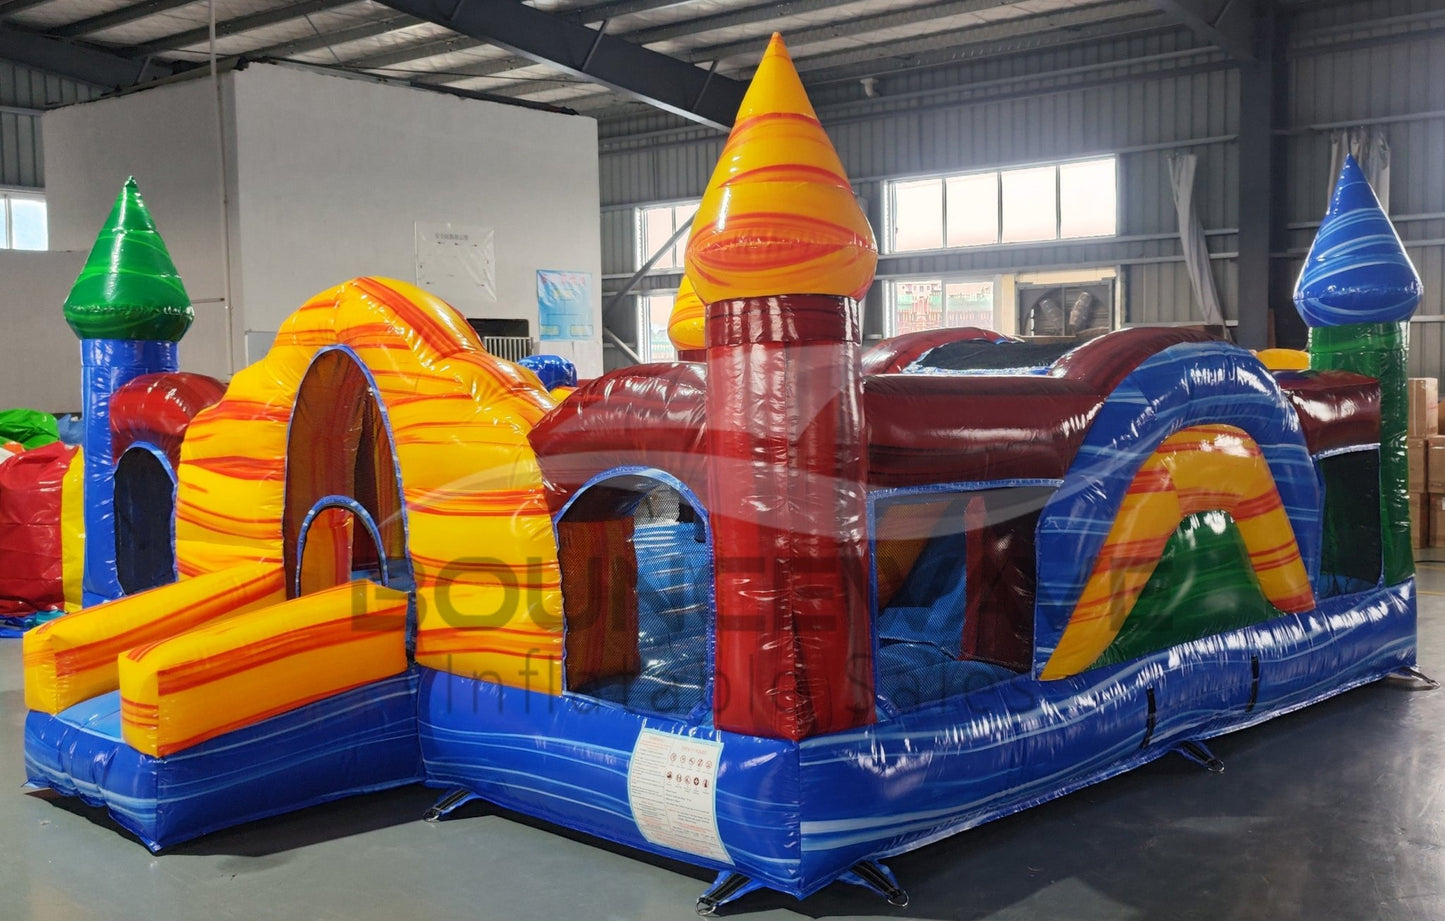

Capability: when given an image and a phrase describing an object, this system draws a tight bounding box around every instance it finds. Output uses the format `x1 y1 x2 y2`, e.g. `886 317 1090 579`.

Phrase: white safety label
627 729 730 862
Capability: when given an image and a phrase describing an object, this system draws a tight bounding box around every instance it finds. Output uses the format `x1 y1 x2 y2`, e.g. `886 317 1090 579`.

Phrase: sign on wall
415 222 496 310
537 269 594 341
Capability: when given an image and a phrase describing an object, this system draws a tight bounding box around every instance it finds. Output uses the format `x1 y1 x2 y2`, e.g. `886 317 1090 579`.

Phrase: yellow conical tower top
684 34 877 304
667 275 706 351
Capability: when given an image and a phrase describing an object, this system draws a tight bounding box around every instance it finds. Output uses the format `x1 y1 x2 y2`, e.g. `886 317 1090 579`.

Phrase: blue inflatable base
24 671 423 851
418 580 1414 898
22 581 1414 897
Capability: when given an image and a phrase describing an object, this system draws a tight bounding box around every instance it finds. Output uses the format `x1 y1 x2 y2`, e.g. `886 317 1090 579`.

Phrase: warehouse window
636 200 700 270
888 157 1116 253
888 278 996 335
637 292 677 362
0 191 47 251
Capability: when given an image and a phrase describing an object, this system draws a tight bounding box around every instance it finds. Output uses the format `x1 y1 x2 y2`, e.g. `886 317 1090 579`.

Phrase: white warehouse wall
41 76 235 383
228 64 603 375
0 250 87 412
42 63 604 380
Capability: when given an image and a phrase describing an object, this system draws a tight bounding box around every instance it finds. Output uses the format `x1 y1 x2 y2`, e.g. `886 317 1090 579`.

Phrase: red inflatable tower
687 35 879 740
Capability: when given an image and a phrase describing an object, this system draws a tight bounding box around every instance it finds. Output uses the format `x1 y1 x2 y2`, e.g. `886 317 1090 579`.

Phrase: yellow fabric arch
1041 424 1315 679
174 276 565 689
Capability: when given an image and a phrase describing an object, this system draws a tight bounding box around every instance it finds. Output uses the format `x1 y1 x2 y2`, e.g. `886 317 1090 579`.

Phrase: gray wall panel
1280 0 1445 375
0 60 99 189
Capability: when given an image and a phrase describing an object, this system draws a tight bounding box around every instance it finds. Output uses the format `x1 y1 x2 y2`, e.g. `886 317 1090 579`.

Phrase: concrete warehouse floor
2 569 1444 921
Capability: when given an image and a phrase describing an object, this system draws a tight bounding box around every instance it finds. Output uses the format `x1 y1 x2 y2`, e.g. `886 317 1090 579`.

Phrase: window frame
634 199 701 272
886 156 1118 254
885 274 1001 337
0 187 48 251
636 290 678 363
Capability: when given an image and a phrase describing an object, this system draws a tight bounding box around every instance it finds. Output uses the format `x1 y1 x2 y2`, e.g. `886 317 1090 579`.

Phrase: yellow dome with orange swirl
684 33 877 304
667 275 707 351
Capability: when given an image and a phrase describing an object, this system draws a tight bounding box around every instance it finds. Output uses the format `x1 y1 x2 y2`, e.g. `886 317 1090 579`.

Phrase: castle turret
64 178 193 603
687 34 877 740
1294 155 1422 585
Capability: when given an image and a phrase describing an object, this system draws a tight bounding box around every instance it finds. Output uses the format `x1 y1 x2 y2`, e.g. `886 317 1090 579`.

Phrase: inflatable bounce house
20 35 1430 909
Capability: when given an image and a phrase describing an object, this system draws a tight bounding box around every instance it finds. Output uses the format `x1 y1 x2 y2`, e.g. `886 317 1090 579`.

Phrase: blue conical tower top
1293 155 1421 328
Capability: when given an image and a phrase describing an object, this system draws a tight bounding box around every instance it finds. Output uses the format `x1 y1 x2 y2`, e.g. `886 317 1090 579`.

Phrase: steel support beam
1150 0 1257 59
0 22 176 87
572 0 699 22
1234 1 1281 349
341 0 710 84
483 0 1157 105
0 0 54 21
371 0 745 129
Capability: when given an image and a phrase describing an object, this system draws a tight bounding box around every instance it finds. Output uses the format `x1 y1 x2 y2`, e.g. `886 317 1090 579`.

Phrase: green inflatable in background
0 408 59 449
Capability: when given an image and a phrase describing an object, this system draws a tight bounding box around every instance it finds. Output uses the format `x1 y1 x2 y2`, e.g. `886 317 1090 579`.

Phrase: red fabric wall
0 442 76 614
706 295 875 740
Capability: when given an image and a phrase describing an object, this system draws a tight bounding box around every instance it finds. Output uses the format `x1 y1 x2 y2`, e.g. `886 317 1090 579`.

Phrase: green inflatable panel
1093 510 1284 669
0 408 58 449
1309 321 1411 586
63 177 193 342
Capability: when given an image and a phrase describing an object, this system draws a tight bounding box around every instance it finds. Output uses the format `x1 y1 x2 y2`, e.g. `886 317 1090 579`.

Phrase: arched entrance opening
557 470 713 721
283 347 409 598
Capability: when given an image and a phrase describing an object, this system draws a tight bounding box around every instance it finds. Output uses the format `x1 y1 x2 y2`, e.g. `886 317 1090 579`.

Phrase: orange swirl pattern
118 580 410 757
24 561 286 713
685 33 876 303
1042 424 1315 679
667 275 706 351
172 276 565 689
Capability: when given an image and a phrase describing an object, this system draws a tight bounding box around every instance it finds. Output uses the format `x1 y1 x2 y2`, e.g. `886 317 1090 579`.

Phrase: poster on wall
537 270 594 341
415 222 496 310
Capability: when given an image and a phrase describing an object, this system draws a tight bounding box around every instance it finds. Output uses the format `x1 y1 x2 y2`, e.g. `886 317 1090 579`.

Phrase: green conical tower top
63 177 193 342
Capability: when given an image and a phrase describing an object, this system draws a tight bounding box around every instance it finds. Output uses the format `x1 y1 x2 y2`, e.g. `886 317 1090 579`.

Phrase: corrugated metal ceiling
0 0 1333 126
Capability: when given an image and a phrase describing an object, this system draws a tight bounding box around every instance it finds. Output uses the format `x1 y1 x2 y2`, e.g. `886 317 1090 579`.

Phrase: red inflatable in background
0 442 78 615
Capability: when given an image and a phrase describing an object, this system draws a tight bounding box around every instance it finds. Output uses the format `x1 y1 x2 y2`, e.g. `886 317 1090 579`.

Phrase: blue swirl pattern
1294 155 1421 327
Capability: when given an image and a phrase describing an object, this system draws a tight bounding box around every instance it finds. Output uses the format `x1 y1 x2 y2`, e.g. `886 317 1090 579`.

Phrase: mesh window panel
959 488 1044 670
559 518 640 688
1318 449 1383 596
871 486 1045 710
114 448 176 594
874 496 960 610
561 483 713 719
625 520 711 717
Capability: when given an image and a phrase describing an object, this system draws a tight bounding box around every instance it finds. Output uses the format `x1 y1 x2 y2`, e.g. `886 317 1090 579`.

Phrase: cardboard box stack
1408 378 1440 549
